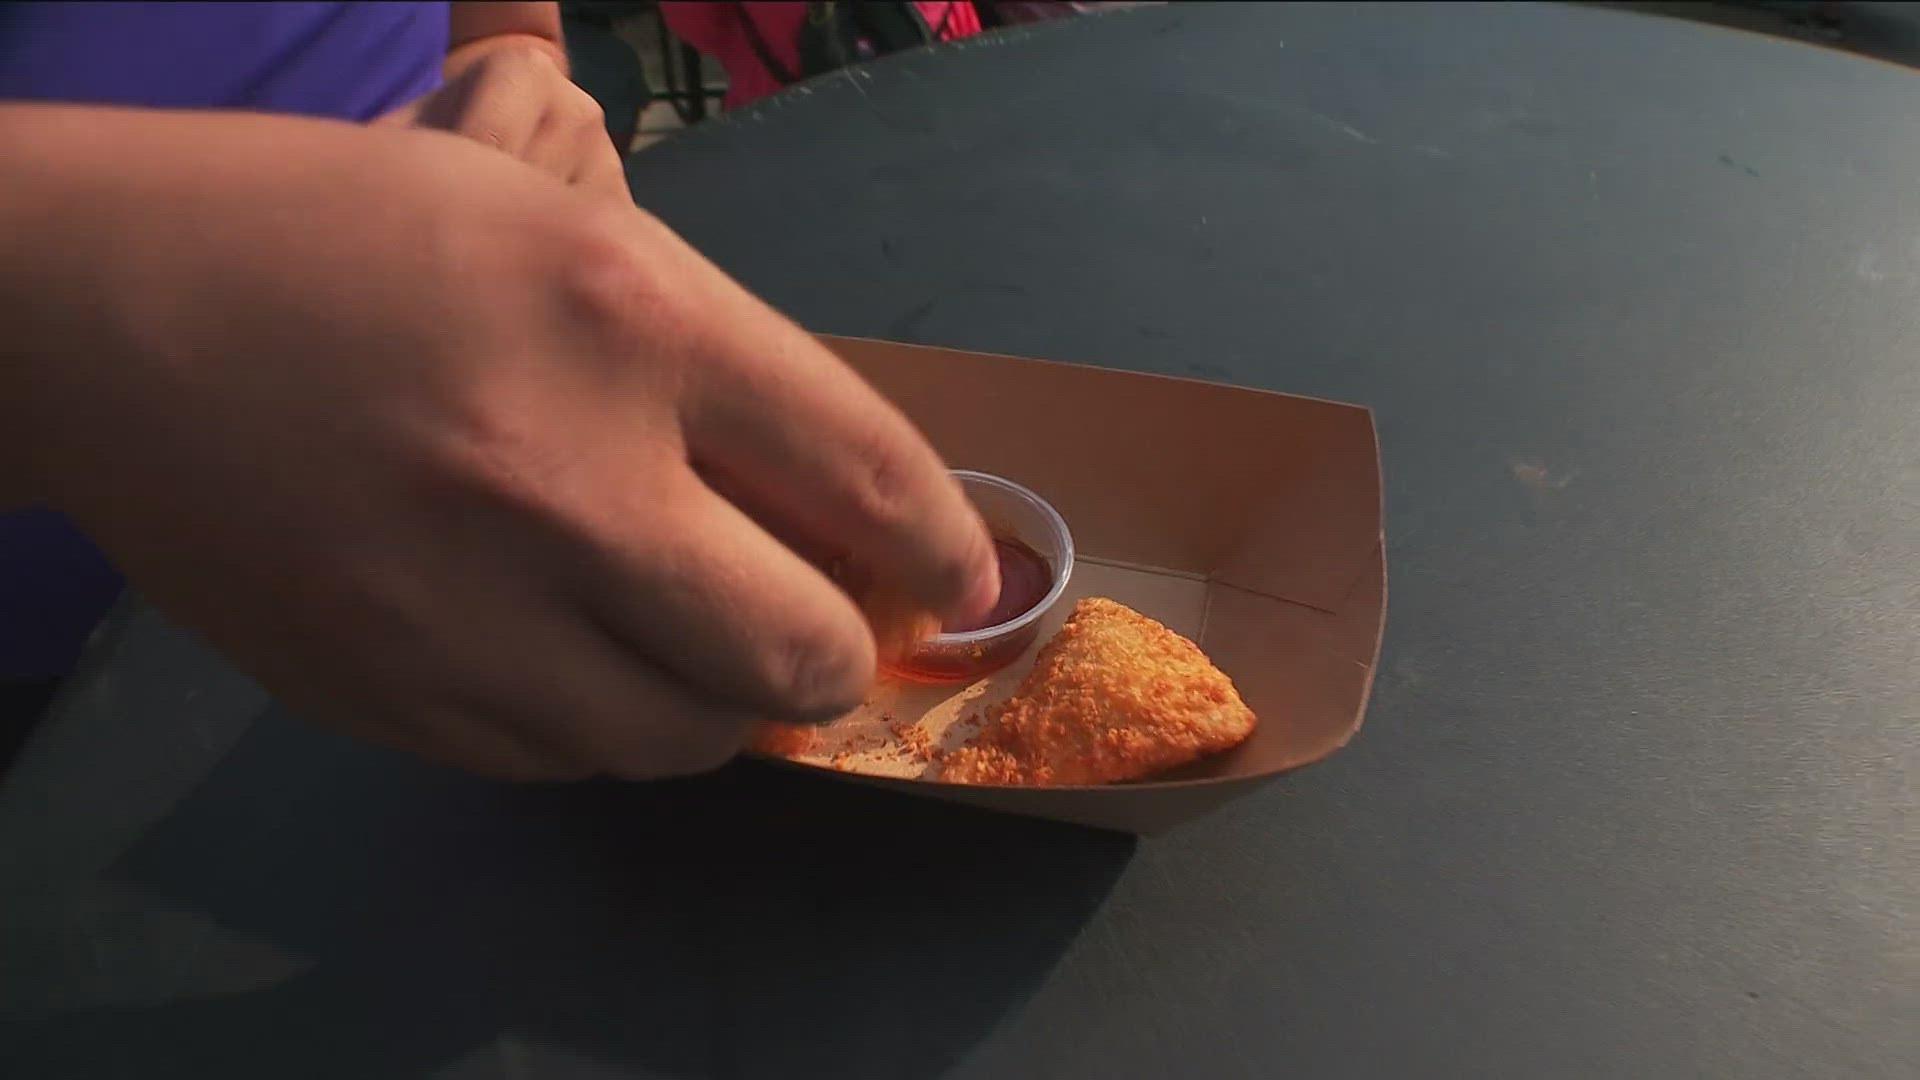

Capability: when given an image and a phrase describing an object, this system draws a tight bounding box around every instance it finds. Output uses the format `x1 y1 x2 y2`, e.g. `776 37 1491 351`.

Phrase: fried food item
940 597 1256 786
821 553 942 666
860 589 942 667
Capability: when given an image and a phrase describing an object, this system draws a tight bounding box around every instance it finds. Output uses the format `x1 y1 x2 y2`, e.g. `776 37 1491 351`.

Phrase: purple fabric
0 1 449 679
0 2 446 120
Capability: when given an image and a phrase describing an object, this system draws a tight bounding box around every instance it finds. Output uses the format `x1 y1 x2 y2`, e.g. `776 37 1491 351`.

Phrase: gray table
4 3 1916 1077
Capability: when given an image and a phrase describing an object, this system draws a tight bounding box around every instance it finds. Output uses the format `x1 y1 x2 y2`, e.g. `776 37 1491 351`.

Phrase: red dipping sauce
944 537 1054 633
885 537 1054 684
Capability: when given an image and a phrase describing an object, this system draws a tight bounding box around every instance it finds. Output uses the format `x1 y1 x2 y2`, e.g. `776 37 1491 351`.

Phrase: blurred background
561 1 1920 159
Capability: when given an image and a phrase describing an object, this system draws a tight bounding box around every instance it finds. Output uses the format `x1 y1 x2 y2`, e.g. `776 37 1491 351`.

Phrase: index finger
680 319 1000 630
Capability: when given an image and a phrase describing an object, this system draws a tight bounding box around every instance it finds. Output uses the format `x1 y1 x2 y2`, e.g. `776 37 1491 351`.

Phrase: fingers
575 468 879 724
523 86 617 184
333 605 759 782
395 47 630 197
455 612 760 781
330 698 591 782
569 127 634 205
526 646 757 782
402 714 594 781
429 51 618 195
414 56 545 158
680 322 1001 629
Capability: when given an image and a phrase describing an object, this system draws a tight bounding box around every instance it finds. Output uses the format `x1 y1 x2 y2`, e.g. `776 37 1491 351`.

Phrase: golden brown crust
939 597 1256 786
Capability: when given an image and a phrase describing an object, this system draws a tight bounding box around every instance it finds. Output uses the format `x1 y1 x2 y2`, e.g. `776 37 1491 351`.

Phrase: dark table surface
4 3 1916 1077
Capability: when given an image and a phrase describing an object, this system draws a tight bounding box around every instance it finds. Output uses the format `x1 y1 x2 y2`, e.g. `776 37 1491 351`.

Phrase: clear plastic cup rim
931 470 1075 646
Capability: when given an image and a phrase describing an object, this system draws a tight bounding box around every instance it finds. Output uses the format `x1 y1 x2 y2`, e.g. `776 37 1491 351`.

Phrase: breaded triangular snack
940 597 1256 786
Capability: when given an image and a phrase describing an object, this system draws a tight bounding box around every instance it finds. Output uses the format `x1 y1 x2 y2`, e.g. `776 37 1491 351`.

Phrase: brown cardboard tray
756 335 1384 835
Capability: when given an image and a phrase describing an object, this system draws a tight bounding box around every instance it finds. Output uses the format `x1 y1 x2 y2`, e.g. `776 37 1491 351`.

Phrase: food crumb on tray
751 597 1256 787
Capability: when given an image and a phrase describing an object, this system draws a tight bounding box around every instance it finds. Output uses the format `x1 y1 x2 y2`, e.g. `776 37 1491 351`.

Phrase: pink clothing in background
661 2 982 111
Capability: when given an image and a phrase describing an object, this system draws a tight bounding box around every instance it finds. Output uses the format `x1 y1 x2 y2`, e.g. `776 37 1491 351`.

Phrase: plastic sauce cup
882 470 1075 684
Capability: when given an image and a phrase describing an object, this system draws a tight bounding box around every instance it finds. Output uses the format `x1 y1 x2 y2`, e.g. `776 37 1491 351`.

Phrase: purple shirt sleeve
0 1 447 119
0 1 450 679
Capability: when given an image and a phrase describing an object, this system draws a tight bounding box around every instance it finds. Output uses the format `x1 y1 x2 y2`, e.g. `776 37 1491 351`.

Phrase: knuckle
845 442 985 609
431 400 587 532
763 622 872 722
494 45 548 79
553 226 658 342
567 88 607 125
842 434 921 539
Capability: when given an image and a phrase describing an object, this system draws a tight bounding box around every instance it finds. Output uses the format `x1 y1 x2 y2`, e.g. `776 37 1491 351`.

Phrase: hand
7 110 997 780
378 34 629 203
